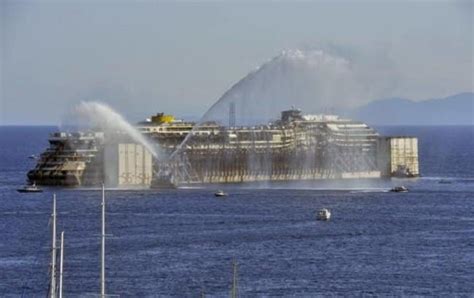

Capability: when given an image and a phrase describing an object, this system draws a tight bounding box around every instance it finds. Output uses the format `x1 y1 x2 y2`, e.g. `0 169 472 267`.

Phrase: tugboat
316 208 331 221
17 182 43 193
390 186 408 193
214 190 227 197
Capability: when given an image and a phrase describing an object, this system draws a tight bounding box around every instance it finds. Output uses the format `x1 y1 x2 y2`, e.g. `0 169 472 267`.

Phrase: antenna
101 184 106 298
50 194 57 298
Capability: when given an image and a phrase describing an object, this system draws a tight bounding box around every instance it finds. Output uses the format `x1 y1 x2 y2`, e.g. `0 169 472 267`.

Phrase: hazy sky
1 0 472 125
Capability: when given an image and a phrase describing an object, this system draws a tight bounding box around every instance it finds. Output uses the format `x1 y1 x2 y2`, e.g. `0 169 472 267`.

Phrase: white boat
17 182 43 193
214 190 227 197
316 208 331 221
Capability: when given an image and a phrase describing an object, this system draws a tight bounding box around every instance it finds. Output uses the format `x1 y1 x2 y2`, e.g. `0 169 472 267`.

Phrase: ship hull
27 110 420 187
28 171 82 186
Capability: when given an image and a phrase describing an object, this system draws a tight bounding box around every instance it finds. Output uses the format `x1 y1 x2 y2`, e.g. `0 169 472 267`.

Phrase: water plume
198 49 366 127
66 101 160 159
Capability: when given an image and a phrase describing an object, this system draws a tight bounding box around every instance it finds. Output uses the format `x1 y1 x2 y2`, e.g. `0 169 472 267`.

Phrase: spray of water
70 101 160 159
197 49 369 126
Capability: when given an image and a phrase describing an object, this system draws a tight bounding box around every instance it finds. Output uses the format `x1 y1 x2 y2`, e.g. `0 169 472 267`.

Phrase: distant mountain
350 92 474 125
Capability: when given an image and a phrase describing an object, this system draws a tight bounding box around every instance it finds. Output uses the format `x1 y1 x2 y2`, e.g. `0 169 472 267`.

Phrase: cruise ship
27 109 419 187
27 132 105 186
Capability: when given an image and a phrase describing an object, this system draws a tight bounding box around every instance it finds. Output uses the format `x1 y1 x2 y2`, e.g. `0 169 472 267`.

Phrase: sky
1 0 472 125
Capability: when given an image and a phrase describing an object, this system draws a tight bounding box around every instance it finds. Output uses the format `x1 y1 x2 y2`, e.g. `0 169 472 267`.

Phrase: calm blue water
0 126 473 296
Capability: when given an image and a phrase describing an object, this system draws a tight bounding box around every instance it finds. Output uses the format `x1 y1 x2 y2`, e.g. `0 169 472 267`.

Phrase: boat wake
349 188 390 193
420 176 474 183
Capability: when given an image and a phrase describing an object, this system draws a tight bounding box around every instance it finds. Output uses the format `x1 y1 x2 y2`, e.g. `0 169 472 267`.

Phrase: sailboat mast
59 231 64 298
50 194 57 298
231 259 238 298
101 184 106 298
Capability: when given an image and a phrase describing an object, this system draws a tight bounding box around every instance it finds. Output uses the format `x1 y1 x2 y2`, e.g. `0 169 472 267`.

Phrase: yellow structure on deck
151 113 175 124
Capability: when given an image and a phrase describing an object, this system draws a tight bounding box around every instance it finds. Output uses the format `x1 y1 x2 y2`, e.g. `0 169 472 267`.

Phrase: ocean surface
0 126 473 296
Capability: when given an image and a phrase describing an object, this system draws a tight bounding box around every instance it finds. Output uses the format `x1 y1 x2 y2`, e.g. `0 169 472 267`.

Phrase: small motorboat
390 186 408 193
17 182 43 193
316 208 331 221
214 190 227 197
28 154 37 160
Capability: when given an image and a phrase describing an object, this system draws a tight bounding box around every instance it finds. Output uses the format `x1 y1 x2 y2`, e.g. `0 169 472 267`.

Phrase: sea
0 126 473 296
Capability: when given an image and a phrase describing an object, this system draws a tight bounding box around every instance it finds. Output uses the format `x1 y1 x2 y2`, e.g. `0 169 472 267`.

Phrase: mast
100 184 106 298
50 194 57 298
59 231 64 298
231 259 238 298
